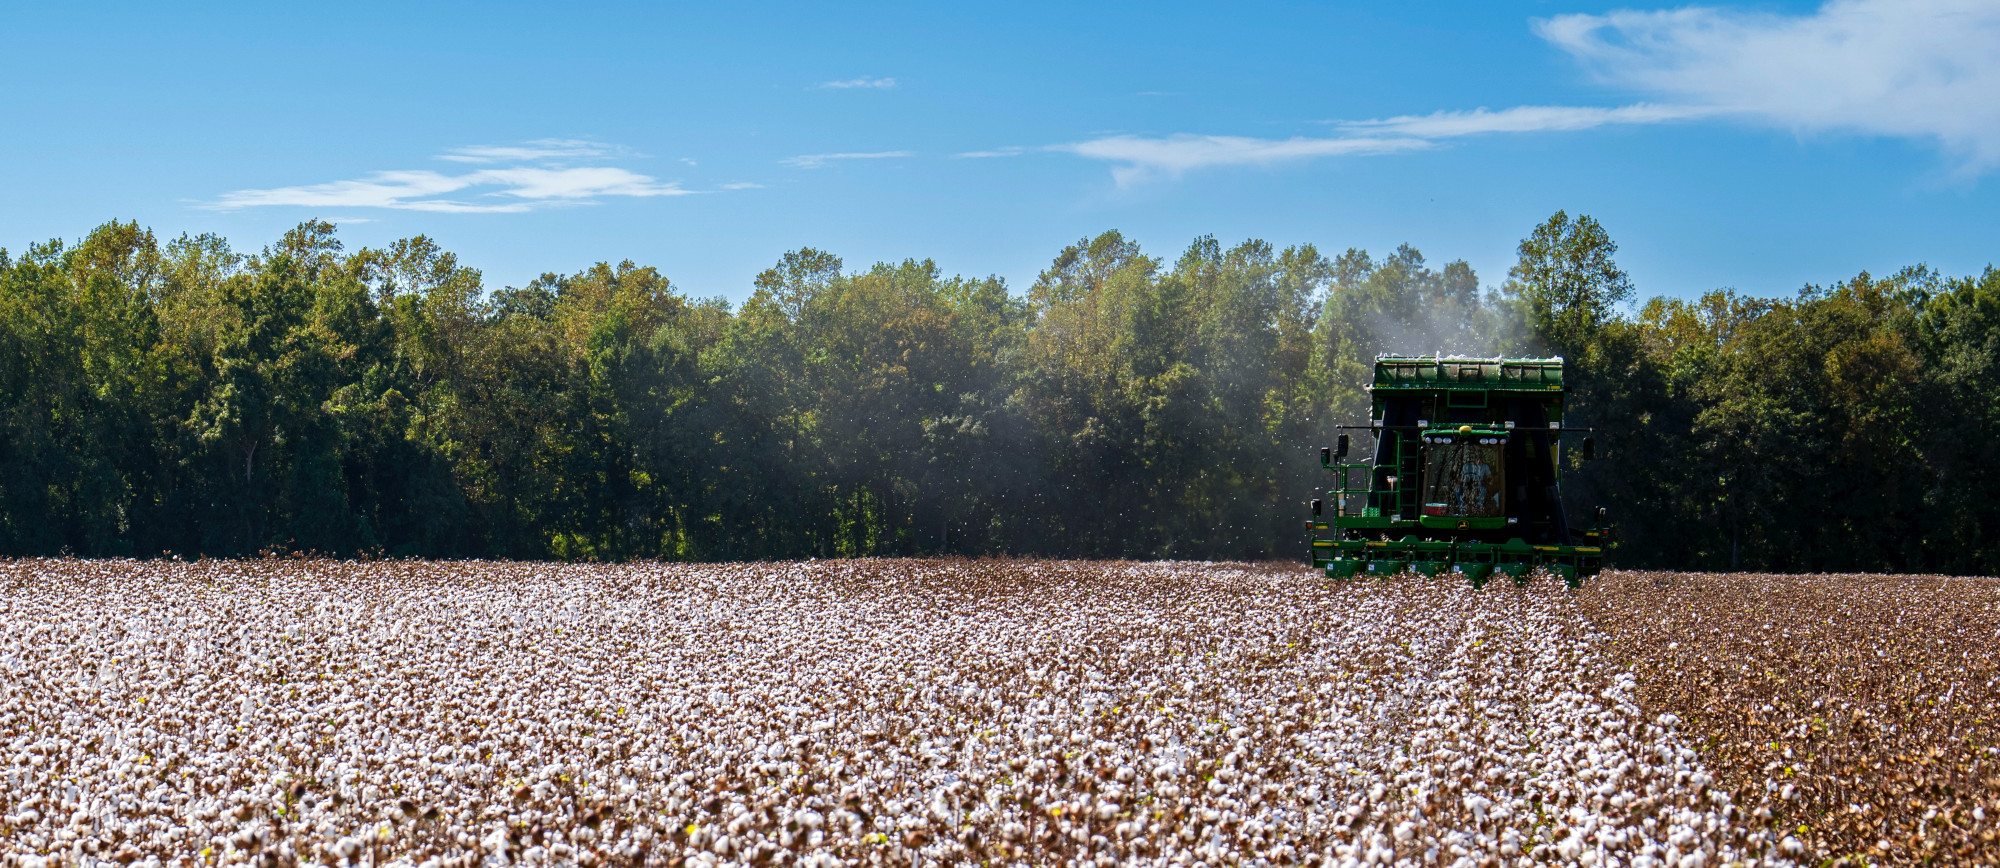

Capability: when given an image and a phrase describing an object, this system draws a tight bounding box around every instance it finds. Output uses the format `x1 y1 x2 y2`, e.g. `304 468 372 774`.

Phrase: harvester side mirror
1335 434 1350 460
1581 436 1596 461
1312 499 1323 516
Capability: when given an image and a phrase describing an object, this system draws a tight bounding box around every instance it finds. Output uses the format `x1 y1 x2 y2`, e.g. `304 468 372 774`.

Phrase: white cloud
1536 0 2000 169
719 182 765 190
213 170 486 211
956 146 1026 158
1054 134 1431 187
1337 103 1722 138
469 167 689 201
1052 105 1714 185
208 143 702 212
817 76 897 90
779 151 913 169
437 138 617 164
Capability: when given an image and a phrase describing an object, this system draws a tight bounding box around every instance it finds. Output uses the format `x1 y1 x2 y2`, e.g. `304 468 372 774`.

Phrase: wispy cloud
1537 0 2000 170
956 146 1026 159
208 141 703 212
1336 103 1722 138
211 168 691 213
719 182 765 190
437 138 620 164
779 151 913 169
1053 105 1712 186
1055 134 1431 187
816 76 897 90
1057 108 1715 187
466 167 690 202
214 171 485 212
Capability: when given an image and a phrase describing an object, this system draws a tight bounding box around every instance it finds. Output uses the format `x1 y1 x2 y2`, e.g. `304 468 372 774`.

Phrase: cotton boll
0 560 1805 865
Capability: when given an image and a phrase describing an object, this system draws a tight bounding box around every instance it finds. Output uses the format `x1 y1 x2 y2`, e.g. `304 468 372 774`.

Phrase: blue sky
4 0 1997 304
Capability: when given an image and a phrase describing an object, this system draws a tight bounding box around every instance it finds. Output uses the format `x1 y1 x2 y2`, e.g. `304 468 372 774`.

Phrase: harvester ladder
1396 435 1420 520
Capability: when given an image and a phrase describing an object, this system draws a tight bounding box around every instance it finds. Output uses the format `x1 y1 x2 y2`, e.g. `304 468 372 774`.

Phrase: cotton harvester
1309 356 1609 587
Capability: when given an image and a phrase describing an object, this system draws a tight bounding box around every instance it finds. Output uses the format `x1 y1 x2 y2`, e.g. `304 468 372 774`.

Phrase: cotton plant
0 559 1803 868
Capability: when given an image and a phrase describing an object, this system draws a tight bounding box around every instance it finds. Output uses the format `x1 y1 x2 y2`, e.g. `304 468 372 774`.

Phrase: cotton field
1582 571 2000 865
0 559 1935 868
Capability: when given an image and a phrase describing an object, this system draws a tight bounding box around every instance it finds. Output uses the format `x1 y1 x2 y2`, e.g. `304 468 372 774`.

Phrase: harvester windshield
1421 437 1505 517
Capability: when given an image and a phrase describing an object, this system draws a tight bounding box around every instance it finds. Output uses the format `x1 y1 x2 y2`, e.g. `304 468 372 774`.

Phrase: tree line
3 216 1995 573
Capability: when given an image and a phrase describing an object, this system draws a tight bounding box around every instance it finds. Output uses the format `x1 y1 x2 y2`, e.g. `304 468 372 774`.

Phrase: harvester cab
1309 356 1610 587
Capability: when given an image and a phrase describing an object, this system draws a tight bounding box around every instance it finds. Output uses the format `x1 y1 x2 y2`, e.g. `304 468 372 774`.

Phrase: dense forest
2 215 1996 573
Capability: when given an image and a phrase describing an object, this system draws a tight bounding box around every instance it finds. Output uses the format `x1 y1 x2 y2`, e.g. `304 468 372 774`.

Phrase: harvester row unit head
1309 356 1609 587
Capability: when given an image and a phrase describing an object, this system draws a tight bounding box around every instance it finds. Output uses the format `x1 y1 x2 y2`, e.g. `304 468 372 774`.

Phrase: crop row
0 559 1810 867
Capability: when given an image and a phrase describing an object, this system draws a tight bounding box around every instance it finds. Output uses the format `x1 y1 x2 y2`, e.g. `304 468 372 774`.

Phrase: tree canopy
2 215 1994 573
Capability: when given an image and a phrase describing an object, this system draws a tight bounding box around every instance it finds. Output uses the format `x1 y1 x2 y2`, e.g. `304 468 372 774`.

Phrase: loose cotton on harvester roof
4 559 1785 868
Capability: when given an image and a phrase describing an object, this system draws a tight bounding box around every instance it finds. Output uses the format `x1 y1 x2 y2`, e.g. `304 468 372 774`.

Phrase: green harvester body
1310 356 1609 587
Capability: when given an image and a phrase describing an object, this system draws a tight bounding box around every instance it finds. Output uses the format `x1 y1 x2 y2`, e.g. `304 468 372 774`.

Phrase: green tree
3 215 1995 574
1509 211 1633 356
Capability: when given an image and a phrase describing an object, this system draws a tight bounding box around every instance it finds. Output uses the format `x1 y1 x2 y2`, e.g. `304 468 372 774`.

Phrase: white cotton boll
1 561 1776 864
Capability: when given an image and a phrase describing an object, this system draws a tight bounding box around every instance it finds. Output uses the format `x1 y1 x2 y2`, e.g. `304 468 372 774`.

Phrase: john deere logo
1457 520 1468 529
